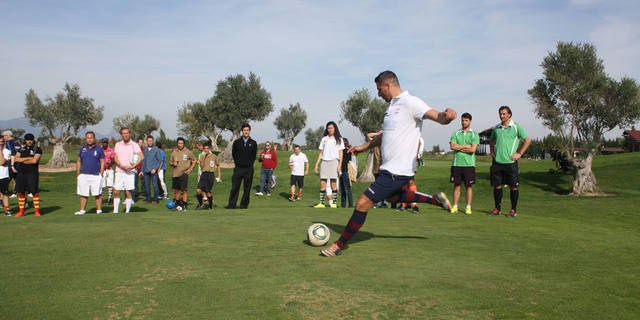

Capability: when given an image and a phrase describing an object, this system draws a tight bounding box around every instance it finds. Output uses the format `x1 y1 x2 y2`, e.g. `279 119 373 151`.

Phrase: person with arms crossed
226 124 257 209
489 106 531 218
101 138 115 204
449 113 479 214
321 71 456 257
288 145 309 201
113 128 143 214
169 137 197 211
256 141 277 196
141 135 163 204
313 121 344 209
195 142 221 210
75 132 105 215
13 133 42 217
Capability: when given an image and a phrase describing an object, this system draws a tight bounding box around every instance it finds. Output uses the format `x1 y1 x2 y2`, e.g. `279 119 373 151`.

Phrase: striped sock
337 209 368 249
18 194 25 211
400 189 436 205
33 193 40 211
319 191 326 204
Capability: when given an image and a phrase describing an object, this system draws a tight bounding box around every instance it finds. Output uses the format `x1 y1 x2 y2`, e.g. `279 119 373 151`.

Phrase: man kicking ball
321 70 456 257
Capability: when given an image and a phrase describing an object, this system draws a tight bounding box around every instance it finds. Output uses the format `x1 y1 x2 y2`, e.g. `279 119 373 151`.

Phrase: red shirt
259 149 277 169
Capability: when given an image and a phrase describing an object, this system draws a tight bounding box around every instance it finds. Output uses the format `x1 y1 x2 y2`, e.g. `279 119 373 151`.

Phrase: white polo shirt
379 91 431 176
318 136 345 161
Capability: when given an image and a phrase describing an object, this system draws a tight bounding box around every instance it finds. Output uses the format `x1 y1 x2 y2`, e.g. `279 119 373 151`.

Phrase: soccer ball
130 154 139 165
307 223 330 246
166 201 176 209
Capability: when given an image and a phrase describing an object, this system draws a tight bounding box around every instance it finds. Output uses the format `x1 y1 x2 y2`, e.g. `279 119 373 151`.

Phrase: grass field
1 150 639 319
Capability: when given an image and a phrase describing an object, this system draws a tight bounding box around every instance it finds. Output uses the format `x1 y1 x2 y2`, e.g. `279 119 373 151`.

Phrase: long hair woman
313 121 344 208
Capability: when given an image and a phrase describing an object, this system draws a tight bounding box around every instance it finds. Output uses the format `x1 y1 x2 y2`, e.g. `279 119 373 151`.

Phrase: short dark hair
461 113 472 120
85 131 95 137
177 137 185 143
119 127 129 134
155 142 163 149
241 123 251 130
203 142 211 148
24 133 35 141
375 70 400 86
294 145 301 149
499 105 512 116
147 135 154 140
137 137 144 142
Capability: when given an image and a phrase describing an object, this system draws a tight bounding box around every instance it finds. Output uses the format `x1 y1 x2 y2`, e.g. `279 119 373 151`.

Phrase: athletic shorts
15 171 39 194
102 169 114 188
114 171 136 191
319 160 339 179
172 174 189 191
197 172 215 193
363 170 414 203
77 174 103 197
490 161 519 187
290 175 304 188
0 177 9 194
450 166 476 186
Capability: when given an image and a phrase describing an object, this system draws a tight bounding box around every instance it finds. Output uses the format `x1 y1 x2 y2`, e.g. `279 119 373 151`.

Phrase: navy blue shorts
363 170 414 203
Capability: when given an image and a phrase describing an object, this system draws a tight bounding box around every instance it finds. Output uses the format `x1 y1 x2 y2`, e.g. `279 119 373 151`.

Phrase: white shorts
114 171 136 191
102 169 114 187
77 174 103 197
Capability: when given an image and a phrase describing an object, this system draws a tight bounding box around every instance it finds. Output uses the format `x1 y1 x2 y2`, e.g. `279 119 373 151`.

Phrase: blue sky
2 0 639 148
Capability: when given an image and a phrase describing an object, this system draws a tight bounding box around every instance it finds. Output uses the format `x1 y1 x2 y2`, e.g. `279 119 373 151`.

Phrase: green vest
450 129 479 167
490 121 528 164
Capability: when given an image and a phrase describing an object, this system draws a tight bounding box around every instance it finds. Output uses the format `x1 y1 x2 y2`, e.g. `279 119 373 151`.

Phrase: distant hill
0 117 117 139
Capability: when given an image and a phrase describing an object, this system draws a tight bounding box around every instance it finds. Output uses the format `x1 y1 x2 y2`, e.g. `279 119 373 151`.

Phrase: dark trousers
339 172 353 208
143 172 160 202
228 167 254 208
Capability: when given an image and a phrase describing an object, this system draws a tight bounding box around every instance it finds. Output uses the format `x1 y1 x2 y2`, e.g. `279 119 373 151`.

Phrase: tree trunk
284 137 294 151
46 141 71 168
219 130 240 167
357 151 376 182
570 152 599 195
208 134 220 152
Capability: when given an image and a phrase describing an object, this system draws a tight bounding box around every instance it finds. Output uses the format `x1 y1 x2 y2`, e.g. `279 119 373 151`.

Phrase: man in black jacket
226 123 257 209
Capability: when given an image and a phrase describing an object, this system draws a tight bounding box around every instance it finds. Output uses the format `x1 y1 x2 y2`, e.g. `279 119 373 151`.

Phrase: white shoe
96 210 102 214
28 193 33 198
10 194 16 198
266 193 271 197
255 192 264 196
74 211 85 215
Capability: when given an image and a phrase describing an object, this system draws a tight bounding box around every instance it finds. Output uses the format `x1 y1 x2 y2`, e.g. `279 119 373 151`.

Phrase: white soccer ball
130 154 139 165
307 223 330 246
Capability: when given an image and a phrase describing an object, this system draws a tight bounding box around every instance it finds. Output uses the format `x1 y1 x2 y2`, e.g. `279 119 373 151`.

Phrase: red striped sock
337 210 368 249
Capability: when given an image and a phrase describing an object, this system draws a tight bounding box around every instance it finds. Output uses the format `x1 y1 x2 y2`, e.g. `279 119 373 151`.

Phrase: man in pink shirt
112 127 143 213
101 138 115 204
256 141 277 196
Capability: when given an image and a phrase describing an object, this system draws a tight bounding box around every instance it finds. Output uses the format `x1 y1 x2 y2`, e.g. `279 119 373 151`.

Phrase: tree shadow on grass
307 222 428 248
520 171 571 195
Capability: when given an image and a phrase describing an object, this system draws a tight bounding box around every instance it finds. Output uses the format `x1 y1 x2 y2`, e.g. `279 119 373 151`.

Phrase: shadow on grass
39 206 62 215
520 171 571 195
313 222 428 248
279 192 291 200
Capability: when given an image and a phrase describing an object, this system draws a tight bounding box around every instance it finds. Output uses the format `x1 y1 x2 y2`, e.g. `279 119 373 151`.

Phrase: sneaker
507 209 517 218
288 197 296 202
266 193 271 197
330 203 337 208
74 211 85 215
255 192 264 196
465 207 472 215
10 194 17 198
96 210 102 214
28 193 33 198
450 206 458 214
5 211 12 216
320 243 342 257
435 192 452 211
15 211 24 217
296 196 301 201
395 206 407 212
488 208 502 216
412 206 419 214
34 211 41 217
313 203 326 208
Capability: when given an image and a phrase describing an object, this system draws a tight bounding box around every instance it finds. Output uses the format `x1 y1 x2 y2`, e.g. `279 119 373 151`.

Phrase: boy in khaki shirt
195 142 221 210
170 137 196 210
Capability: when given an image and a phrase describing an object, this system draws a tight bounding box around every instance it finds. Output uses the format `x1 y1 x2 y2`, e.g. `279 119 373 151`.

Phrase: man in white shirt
321 70 457 257
288 145 309 201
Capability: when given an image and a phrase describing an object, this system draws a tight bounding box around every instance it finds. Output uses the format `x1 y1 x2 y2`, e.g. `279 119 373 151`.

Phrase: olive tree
274 102 307 151
112 113 160 140
177 102 221 151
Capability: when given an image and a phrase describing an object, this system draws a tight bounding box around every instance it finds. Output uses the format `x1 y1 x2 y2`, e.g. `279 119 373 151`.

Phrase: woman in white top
313 121 344 208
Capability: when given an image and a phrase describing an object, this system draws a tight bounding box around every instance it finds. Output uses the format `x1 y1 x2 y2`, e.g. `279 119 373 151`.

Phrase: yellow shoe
465 207 472 215
314 203 326 208
330 203 337 208
450 206 458 214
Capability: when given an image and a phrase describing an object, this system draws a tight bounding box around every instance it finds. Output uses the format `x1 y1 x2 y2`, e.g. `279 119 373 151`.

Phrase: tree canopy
304 126 324 149
340 88 387 138
274 102 307 151
112 113 160 139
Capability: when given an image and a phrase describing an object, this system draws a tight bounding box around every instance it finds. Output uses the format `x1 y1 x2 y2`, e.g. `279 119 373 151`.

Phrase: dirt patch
40 165 75 173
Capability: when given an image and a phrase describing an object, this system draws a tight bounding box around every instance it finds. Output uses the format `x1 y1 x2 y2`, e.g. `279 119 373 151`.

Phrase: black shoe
412 206 419 213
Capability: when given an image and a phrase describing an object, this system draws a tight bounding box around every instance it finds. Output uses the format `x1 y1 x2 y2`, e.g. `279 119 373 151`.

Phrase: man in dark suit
226 123 257 209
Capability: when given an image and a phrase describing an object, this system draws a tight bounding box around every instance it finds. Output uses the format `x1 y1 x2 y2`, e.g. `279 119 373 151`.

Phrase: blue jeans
259 168 274 194
143 171 160 202
339 172 353 208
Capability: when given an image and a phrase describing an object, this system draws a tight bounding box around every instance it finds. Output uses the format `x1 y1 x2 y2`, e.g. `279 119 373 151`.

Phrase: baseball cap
24 133 35 141
101 138 109 143
1 130 12 136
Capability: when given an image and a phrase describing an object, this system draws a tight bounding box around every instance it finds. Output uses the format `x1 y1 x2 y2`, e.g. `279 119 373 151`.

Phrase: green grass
1 151 639 319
